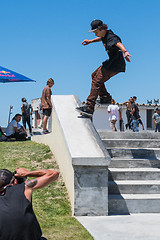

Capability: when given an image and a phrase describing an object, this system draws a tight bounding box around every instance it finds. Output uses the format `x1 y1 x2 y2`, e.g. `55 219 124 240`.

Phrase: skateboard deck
76 107 93 118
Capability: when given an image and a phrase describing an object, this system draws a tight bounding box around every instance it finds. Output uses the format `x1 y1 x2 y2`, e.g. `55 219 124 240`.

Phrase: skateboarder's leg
98 83 112 103
99 67 119 103
87 66 118 112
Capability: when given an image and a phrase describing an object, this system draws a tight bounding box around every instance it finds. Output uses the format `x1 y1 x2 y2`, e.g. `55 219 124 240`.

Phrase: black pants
126 109 132 129
22 115 32 133
8 132 26 141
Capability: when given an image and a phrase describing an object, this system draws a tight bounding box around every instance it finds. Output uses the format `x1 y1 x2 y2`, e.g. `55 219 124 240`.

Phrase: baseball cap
0 169 13 188
89 19 103 32
22 97 27 102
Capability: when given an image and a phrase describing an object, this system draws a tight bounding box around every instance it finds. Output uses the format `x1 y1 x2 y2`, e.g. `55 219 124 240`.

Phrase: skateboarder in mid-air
76 19 132 117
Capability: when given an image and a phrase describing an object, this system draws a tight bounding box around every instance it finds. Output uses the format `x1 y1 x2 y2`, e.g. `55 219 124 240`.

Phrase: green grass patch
0 141 93 240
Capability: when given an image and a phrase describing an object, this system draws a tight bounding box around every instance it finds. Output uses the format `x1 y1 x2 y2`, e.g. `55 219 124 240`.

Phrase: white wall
93 104 157 131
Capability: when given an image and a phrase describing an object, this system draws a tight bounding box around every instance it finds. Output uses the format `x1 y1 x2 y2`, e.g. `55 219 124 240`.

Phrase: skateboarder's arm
82 37 102 45
115 42 132 62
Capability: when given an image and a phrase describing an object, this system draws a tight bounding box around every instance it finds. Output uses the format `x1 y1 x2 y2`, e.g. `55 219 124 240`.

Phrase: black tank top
0 183 42 240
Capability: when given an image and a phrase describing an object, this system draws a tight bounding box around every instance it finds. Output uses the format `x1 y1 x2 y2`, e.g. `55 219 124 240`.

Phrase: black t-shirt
0 183 42 240
22 102 31 116
131 103 139 120
101 29 126 72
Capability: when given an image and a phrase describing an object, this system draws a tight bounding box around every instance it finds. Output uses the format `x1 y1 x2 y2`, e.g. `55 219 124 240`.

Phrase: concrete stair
99 131 160 215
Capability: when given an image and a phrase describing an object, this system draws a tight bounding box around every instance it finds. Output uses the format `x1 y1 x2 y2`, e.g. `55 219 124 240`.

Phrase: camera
13 171 27 184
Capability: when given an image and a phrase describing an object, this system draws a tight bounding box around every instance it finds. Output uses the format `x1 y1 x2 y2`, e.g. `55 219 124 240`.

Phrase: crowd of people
4 97 33 141
0 18 160 239
107 96 144 132
0 78 57 239
0 77 55 141
107 96 160 132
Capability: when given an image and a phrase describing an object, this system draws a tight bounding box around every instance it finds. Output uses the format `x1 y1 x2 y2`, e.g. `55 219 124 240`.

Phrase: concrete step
108 194 160 215
109 158 160 168
109 180 160 194
109 168 160 180
98 131 160 140
103 139 160 148
107 148 160 159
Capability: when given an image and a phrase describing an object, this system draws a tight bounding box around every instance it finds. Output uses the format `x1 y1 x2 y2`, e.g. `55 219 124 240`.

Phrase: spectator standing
133 96 137 103
138 117 145 130
21 98 33 135
132 96 144 130
130 98 139 132
123 97 133 130
41 78 54 134
108 99 122 131
153 108 160 132
38 103 43 129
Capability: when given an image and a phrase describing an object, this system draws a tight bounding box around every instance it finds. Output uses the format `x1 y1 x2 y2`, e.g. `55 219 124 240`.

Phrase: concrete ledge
98 130 160 139
32 95 111 216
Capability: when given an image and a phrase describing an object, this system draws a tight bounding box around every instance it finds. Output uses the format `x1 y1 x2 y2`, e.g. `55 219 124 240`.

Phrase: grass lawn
0 141 94 240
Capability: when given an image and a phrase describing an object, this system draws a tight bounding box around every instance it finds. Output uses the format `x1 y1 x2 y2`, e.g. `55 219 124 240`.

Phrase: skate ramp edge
32 95 111 216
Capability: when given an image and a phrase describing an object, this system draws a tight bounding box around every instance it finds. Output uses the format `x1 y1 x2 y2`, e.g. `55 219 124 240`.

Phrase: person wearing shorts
41 78 54 134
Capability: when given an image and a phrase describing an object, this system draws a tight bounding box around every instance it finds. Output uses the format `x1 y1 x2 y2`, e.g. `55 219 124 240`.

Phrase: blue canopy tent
0 66 35 83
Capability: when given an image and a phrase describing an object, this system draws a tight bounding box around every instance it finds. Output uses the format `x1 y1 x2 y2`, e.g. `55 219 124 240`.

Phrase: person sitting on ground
0 126 6 141
0 168 59 240
5 114 27 141
21 97 33 136
153 108 160 132
108 99 122 131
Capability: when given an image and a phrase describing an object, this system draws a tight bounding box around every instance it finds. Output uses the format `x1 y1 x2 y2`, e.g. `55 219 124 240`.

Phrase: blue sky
1 0 160 126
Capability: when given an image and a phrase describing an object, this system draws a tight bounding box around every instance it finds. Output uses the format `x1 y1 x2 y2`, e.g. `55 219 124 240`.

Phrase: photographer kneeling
0 168 59 240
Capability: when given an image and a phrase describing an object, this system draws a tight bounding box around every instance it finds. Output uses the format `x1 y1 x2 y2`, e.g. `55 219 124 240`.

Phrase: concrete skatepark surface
77 214 160 240
32 96 160 237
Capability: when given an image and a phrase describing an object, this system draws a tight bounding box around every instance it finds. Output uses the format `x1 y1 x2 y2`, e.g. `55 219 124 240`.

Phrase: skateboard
76 107 93 119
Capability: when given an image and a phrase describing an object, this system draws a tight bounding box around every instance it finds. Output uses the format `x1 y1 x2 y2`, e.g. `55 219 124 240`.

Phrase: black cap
89 19 103 32
14 114 22 117
0 169 13 188
22 97 26 102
